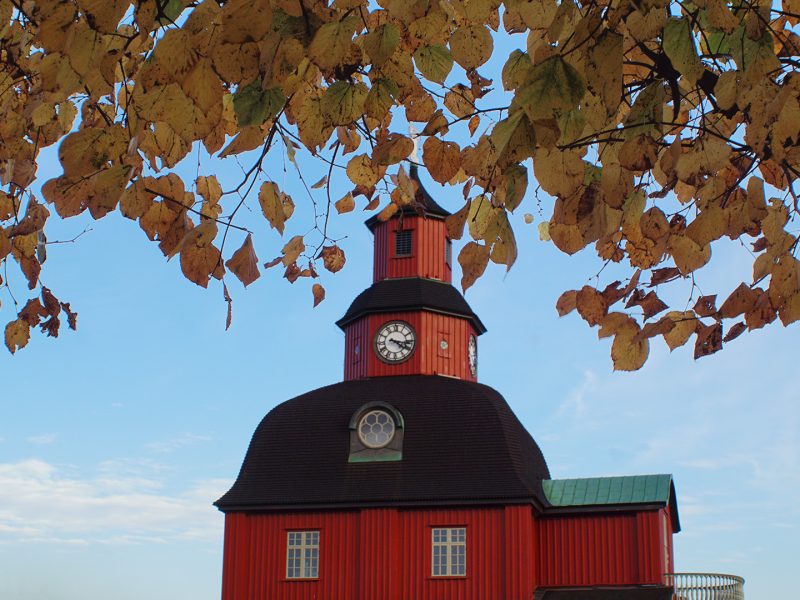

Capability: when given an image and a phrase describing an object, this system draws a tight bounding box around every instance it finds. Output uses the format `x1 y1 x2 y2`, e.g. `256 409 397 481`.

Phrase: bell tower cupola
336 165 486 382
366 164 453 284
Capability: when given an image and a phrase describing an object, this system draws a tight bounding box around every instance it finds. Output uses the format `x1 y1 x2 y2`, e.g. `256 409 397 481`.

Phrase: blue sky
1 150 797 598
1 16 798 600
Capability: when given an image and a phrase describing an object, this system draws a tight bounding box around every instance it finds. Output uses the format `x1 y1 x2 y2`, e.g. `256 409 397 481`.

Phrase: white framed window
431 527 466 577
286 530 319 579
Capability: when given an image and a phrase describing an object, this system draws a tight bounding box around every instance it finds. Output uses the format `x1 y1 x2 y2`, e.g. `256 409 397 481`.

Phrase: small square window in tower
395 229 413 257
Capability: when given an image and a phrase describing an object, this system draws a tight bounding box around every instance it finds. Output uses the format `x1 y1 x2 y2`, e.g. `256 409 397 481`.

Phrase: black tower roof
336 277 487 334
215 375 550 511
365 164 450 231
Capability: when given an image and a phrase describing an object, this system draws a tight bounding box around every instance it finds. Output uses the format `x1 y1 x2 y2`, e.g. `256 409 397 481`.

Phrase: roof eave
335 304 487 334
215 495 541 514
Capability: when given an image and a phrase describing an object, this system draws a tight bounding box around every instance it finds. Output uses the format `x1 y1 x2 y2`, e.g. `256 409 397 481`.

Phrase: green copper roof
543 474 673 507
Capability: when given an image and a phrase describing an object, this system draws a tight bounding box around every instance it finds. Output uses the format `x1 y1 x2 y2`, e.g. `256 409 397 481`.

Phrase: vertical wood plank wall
536 510 668 586
221 506 672 600
222 506 530 600
372 217 451 283
343 311 478 381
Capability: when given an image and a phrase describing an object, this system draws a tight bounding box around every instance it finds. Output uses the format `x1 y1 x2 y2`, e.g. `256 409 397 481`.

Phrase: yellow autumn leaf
450 24 493 69
259 182 289 235
335 193 355 214
346 154 385 188
308 16 359 71
423 137 460 184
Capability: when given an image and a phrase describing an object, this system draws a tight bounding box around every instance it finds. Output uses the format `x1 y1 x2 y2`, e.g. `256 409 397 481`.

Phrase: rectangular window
445 239 452 268
395 229 412 257
431 527 466 577
286 530 319 579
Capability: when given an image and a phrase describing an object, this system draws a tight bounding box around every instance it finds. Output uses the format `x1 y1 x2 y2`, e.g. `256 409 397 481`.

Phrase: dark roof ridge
336 277 487 333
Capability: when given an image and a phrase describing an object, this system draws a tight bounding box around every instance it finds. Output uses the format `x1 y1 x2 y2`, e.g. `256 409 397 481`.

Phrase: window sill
283 578 319 583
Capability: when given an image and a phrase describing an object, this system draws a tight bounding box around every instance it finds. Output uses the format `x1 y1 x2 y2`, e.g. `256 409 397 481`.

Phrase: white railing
666 572 745 600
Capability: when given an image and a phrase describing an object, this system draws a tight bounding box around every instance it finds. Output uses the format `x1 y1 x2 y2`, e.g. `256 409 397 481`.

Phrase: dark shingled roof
215 375 550 511
365 164 450 231
336 277 487 334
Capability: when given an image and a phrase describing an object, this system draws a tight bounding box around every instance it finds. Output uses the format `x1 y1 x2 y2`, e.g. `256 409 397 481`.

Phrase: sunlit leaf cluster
0 0 798 368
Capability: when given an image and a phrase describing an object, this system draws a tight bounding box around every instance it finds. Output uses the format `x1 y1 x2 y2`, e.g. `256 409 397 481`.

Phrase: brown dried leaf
625 289 668 320
576 286 608 326
225 234 260 287
458 242 490 292
693 295 718 318
445 201 471 241
321 245 346 273
556 290 578 316
719 283 757 319
312 283 325 307
723 321 747 342
694 322 723 359
5 319 30 354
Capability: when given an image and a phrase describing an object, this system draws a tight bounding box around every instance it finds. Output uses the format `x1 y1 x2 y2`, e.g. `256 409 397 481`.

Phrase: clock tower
215 162 681 600
336 165 485 381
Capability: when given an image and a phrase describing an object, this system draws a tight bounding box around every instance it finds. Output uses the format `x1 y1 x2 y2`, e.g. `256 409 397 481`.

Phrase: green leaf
516 56 585 121
233 81 285 127
157 0 186 25
623 81 665 138
663 17 704 86
502 50 533 91
490 112 525 156
321 81 368 126
414 45 453 84
363 23 400 67
365 79 398 120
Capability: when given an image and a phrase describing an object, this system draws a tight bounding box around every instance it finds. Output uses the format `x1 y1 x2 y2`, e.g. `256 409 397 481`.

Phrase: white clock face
468 334 477 376
375 321 416 363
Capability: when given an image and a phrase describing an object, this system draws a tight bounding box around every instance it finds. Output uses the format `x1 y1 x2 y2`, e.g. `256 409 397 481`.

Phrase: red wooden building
216 168 681 600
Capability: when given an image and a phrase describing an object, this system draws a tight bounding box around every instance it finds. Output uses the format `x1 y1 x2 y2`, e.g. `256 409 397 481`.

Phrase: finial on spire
409 124 420 163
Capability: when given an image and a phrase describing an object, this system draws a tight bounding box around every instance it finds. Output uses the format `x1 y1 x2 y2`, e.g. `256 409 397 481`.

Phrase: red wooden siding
372 216 451 283
221 511 359 600
343 311 478 381
536 510 667 587
222 506 537 600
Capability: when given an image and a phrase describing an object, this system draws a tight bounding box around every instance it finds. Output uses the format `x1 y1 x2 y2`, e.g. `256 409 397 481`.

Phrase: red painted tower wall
343 310 478 381
372 216 451 283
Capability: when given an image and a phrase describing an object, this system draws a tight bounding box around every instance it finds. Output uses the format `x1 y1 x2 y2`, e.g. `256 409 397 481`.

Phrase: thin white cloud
0 459 226 546
557 370 595 419
145 433 212 453
26 433 58 445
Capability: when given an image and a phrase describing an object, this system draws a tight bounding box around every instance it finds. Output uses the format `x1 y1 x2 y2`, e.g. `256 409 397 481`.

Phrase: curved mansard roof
336 277 487 334
215 375 550 511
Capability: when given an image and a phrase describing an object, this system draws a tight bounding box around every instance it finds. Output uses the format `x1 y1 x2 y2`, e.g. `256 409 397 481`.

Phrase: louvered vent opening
395 230 412 257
